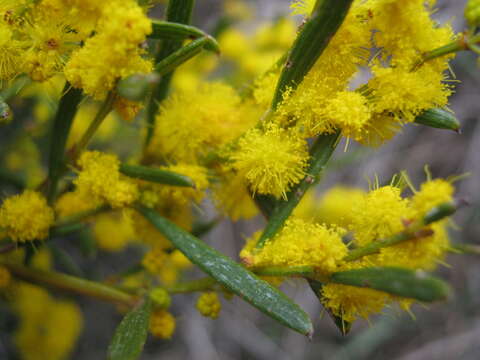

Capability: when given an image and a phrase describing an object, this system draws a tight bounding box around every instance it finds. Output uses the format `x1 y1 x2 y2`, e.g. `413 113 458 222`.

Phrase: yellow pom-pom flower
350 186 408 247
74 151 139 208
466 0 480 27
231 124 309 199
148 82 254 163
409 178 455 218
321 283 390 323
64 1 152 99
0 190 55 242
150 310 176 339
241 218 347 274
196 292 222 319
92 213 134 252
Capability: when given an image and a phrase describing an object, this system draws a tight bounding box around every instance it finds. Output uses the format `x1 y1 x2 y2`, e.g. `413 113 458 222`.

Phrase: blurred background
2 0 480 359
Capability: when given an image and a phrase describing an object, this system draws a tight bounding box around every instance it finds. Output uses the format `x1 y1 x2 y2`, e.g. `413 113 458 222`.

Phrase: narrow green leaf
120 163 194 187
47 83 83 203
308 279 352 335
424 201 457 224
271 0 354 109
154 36 219 75
256 131 340 248
414 108 460 132
149 20 207 41
136 205 313 336
330 267 451 302
191 218 220 237
107 298 152 360
144 0 196 147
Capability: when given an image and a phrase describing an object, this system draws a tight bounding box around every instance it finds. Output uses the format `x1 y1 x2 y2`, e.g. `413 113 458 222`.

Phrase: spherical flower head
241 218 348 274
142 246 168 274
0 190 55 242
148 82 252 163
376 222 449 270
74 151 139 208
150 288 171 309
196 292 222 319
350 186 408 247
322 91 372 141
150 310 175 339
466 0 480 27
231 123 309 199
316 186 366 227
64 0 152 99
409 179 454 219
92 213 133 252
369 65 451 124
169 250 192 270
321 283 390 323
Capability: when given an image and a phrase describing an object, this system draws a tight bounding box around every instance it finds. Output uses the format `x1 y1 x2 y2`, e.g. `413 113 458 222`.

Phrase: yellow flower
64 0 152 99
142 246 168 274
55 190 99 218
241 218 347 274
93 213 134 252
0 190 55 242
409 178 454 218
321 283 390 323
74 151 139 208
150 310 175 339
196 292 222 319
14 283 83 360
296 186 365 228
231 123 309 199
350 186 408 247
148 82 254 163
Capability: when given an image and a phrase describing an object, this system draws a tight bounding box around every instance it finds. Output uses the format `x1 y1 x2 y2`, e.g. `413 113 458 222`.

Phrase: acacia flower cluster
0 0 475 357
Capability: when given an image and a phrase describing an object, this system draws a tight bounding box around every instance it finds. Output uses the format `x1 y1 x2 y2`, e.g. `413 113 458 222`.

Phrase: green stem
450 243 480 256
154 36 219 75
417 33 480 67
144 0 196 149
47 83 83 203
119 163 195 187
255 131 341 248
2 262 136 306
344 201 457 262
70 91 116 164
165 277 216 293
252 266 315 278
149 20 207 41
271 0 354 109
